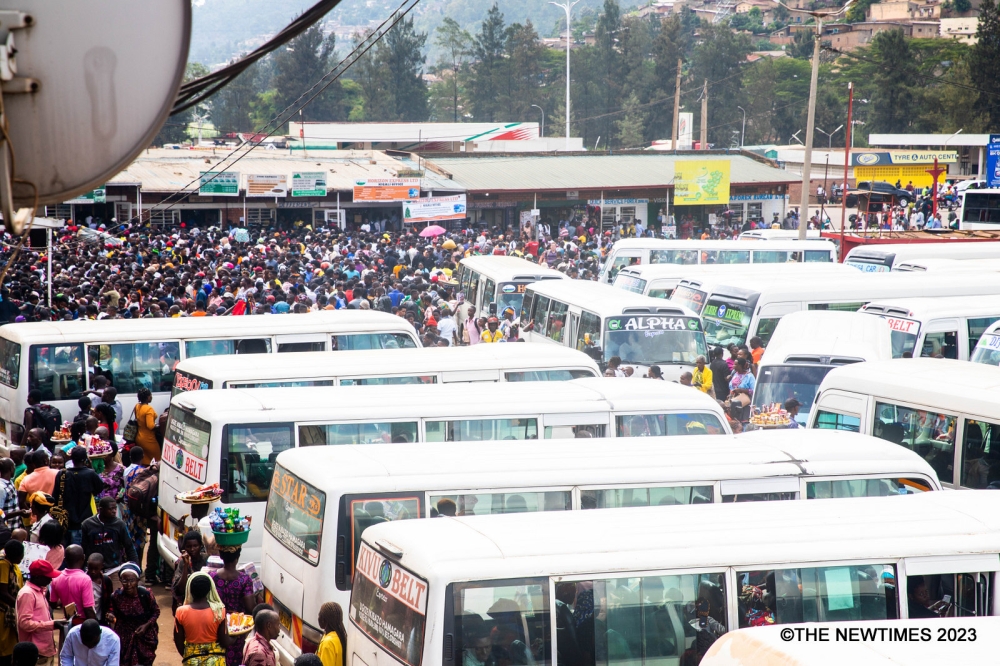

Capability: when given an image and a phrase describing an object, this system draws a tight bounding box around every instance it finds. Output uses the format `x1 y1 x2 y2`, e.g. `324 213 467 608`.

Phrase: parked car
845 181 912 208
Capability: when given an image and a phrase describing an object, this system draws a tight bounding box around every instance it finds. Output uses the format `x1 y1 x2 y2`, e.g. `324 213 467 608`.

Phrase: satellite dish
1 0 190 213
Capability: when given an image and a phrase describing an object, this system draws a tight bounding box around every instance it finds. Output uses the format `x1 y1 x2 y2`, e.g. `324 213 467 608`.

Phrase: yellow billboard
675 160 731 205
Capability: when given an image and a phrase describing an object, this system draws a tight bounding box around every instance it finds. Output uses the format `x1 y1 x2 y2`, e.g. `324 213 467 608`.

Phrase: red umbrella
419 224 446 237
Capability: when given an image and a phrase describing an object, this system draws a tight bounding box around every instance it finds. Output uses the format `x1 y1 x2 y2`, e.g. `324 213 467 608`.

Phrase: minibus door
904 554 1000 617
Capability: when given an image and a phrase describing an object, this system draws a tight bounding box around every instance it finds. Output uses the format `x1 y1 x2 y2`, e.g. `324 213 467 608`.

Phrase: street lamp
771 0 854 238
737 106 747 147
531 104 545 139
815 125 843 223
550 0 580 149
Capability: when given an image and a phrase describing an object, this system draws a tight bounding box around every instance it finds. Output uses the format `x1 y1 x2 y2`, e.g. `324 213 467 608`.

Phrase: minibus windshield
163 406 212 483
970 334 1000 366
496 283 527 315
752 364 834 425
701 298 752 347
265 464 326 565
670 285 707 314
603 316 707 365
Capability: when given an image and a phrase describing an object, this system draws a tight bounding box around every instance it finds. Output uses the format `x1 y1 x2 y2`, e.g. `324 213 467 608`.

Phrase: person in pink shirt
15 560 67 666
17 452 58 506
47 546 96 626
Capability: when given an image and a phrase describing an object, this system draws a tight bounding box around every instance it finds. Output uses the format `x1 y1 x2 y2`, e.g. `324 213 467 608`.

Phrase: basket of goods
227 612 254 635
175 483 224 505
210 507 251 546
84 438 115 458
748 404 792 429
51 423 72 444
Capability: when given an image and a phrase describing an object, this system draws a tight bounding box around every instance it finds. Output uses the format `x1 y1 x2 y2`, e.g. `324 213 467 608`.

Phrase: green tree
272 25 345 126
502 21 545 122
208 61 264 134
469 4 508 121
154 63 210 146
435 18 473 121
789 29 815 59
846 0 876 22
867 29 918 133
382 17 429 121
970 0 1000 127
689 23 751 146
616 91 646 147
651 14 690 141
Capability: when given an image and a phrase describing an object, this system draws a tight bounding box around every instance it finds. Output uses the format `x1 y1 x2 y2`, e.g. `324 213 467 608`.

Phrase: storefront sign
852 151 958 166
587 199 649 205
402 194 467 223
246 174 288 197
987 135 1000 188
65 187 106 205
291 172 327 197
199 171 240 196
677 112 694 150
675 160 731 205
277 201 319 208
566 190 579 198
730 194 785 201
354 178 420 202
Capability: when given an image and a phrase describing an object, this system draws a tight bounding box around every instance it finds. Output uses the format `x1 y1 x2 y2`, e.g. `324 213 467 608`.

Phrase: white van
971 319 1000 366
455 255 566 317
612 262 856 299
859 295 1000 359
844 241 1000 272
751 311 892 426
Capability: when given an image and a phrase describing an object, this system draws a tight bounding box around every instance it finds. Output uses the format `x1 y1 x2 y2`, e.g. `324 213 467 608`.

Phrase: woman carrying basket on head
173 571 232 666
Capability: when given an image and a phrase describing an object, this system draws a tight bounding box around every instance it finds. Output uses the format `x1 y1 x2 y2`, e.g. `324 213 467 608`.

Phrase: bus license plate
278 607 292 633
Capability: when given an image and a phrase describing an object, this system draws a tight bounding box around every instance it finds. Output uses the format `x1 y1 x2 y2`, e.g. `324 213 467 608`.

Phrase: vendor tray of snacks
749 404 792 428
175 482 224 504
227 612 254 635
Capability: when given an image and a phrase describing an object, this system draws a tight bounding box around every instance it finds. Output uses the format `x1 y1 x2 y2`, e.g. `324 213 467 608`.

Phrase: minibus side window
968 317 1000 357
814 411 861 432
807 302 866 313
754 318 781 347
452 578 550 666
546 301 569 343
520 290 535 324
920 331 959 359
185 338 272 357
29 344 84 401
581 485 714 509
575 311 602 354
703 250 750 264
737 564 896 626
89 342 180 393
560 573 726 664
873 401 956 484
299 422 418 446
425 418 538 442
615 413 725 437
331 333 417 351
483 278 496 312
752 250 790 263
806 477 932 498
506 370 597 382
429 491 570 516
336 493 421 590
805 250 833 262
961 419 1000 489
0 338 21 388
532 296 552 336
224 423 294 502
650 249 696 265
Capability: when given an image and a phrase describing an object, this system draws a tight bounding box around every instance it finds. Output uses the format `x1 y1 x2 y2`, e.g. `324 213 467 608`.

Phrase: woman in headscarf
173 571 231 666
208 547 256 666
108 563 159 666
25 493 54 544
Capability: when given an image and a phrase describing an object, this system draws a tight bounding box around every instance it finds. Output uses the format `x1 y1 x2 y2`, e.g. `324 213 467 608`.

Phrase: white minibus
158 378 729 565
669 271 1000 349
703 617 998 665
263 430 939 664
737 229 823 240
971 319 1000 366
349 491 1000 666
958 188 1000 229
520 280 706 380
843 241 1000 272
808 358 1000 490
891 256 1000 273
598 238 837 284
0 312 418 445
171 345 600 395
455 256 565 317
860 295 1000 359
613 262 856 299
751 311 892 427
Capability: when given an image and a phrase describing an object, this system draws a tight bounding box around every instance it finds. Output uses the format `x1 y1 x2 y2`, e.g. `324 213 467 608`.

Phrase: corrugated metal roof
106 148 465 193
426 153 796 192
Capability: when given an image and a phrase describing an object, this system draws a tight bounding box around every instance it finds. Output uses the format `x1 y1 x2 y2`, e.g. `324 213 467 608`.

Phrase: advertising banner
354 178 420 202
291 172 327 197
65 187 106 205
852 151 958 166
402 195 467 223
199 171 240 196
987 135 1000 188
677 112 694 150
675 160 731 205
246 174 288 197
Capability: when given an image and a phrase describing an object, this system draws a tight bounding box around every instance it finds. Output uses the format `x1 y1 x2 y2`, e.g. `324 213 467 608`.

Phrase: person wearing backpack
122 452 161 585
22 391 62 448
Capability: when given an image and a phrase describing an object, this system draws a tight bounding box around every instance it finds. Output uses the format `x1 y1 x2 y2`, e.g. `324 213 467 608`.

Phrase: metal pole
700 80 708 150
531 104 545 138
840 82 853 258
550 1 579 148
46 228 52 307
798 17 822 240
672 58 682 147
737 106 747 147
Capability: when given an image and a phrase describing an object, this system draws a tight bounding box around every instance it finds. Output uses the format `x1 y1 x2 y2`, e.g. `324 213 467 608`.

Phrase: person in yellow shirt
316 602 345 666
692 355 714 396
480 317 505 343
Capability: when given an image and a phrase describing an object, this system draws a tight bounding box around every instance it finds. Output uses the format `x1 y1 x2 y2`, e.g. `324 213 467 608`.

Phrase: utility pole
798 17 821 239
700 80 708 150
671 58 682 146
551 0 580 149
841 81 853 254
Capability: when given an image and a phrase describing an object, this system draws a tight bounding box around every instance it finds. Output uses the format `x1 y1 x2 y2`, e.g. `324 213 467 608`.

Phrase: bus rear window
226 424 294 502
265 464 326 565
332 333 417 350
351 542 427 666
29 344 84 401
163 406 212 483
0 338 20 389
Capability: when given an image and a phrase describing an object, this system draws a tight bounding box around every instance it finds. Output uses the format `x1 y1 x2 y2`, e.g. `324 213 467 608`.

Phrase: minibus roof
361 490 1000 583
817 358 1000 418
275 429 939 493
860 294 1000 320
845 242 1000 262
615 262 853 282
171 377 725 423
174 344 599 382
526 280 698 317
762 311 892 364
459 256 566 282
607 238 835 251
0 310 414 345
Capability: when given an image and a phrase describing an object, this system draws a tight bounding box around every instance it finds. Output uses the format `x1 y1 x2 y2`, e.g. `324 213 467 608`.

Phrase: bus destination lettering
356 542 428 613
163 439 207 483
607 316 700 332
174 372 211 392
274 470 323 518
884 317 918 334
703 304 745 323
